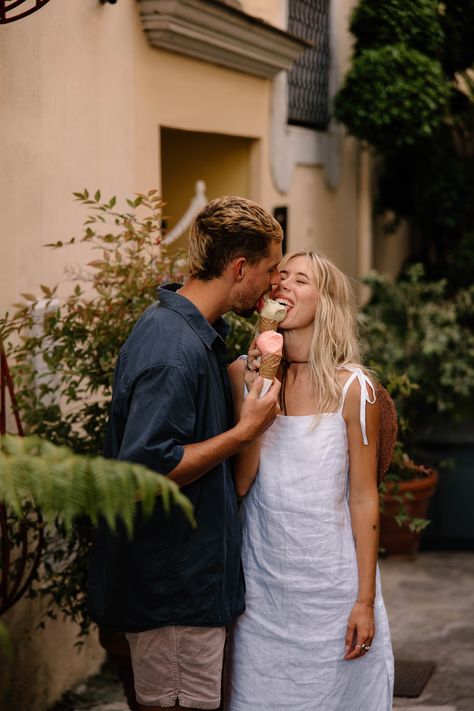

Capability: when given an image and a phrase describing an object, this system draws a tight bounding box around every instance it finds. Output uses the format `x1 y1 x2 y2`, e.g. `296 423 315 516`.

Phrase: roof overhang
137 0 311 79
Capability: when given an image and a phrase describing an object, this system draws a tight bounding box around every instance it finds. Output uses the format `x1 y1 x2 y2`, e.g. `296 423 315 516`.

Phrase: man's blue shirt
88 284 245 631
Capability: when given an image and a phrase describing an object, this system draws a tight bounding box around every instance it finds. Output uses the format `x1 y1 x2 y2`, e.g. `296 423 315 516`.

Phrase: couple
88 196 394 711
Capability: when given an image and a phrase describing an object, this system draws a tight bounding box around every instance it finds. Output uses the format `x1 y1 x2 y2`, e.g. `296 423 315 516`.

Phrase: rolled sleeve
119 365 196 475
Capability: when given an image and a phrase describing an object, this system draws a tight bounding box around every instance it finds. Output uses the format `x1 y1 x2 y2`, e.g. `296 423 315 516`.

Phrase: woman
227 251 394 710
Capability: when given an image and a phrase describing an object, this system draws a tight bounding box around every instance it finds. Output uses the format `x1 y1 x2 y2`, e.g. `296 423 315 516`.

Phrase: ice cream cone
258 316 280 333
259 352 282 380
257 297 287 334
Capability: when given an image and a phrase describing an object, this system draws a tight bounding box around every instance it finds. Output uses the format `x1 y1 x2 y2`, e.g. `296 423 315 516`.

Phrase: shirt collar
157 284 229 350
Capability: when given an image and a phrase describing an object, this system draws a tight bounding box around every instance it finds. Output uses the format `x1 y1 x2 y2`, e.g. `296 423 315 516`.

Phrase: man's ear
231 257 247 282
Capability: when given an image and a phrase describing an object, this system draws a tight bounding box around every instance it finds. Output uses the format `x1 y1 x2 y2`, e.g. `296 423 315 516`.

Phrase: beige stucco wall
0 0 379 319
0 0 384 707
0 596 104 711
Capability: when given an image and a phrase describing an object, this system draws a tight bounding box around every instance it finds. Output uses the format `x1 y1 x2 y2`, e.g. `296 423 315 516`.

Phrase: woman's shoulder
337 365 378 410
337 363 374 383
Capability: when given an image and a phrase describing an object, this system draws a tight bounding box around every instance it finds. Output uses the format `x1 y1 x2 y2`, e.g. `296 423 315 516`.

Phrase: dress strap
339 367 376 445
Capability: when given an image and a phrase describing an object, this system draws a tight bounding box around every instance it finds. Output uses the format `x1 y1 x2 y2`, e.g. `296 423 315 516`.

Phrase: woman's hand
344 601 375 660
244 338 261 391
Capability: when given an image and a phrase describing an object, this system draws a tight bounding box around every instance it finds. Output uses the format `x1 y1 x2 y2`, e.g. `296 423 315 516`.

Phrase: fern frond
0 435 194 535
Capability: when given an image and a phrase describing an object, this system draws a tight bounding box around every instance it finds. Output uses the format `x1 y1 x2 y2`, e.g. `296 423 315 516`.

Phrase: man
88 196 283 711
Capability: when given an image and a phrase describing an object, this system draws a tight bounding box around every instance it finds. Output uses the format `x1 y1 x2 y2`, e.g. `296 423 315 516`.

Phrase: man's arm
168 375 280 487
117 364 280 488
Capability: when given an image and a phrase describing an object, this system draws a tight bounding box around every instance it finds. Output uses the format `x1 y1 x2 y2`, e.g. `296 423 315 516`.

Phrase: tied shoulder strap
339 368 376 445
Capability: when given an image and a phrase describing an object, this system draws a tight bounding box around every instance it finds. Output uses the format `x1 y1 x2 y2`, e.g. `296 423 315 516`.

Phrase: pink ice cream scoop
255 331 283 397
256 331 283 357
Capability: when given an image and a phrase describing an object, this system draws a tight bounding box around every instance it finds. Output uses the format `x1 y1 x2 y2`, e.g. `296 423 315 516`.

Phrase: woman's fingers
344 621 356 658
345 636 368 660
344 627 373 660
246 352 261 371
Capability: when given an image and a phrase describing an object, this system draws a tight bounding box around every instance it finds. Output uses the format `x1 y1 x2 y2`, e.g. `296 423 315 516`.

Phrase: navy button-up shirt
88 284 245 631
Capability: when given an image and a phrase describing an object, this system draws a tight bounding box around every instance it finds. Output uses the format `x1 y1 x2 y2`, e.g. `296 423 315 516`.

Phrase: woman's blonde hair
279 250 364 414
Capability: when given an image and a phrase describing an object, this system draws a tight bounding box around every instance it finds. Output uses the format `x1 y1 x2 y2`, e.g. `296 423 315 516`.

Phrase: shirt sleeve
118 364 196 475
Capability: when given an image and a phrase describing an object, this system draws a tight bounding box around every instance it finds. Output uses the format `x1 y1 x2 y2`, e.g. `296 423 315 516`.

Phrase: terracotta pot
380 468 438 557
98 627 138 711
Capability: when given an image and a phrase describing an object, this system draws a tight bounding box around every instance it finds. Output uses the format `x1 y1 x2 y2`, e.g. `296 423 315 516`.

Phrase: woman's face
274 256 318 330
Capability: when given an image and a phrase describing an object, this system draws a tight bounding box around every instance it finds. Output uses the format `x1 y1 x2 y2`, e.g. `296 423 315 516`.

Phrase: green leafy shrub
361 264 474 438
334 44 449 152
349 0 443 57
0 435 194 534
334 0 474 286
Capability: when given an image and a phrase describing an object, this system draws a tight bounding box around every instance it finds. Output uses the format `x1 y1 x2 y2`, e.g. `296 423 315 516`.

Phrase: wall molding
138 0 310 78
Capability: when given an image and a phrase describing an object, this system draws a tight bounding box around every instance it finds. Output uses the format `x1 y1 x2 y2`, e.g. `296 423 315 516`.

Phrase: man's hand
237 376 281 442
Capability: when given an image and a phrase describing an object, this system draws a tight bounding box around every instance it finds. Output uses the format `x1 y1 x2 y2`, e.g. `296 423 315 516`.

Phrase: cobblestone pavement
49 552 474 711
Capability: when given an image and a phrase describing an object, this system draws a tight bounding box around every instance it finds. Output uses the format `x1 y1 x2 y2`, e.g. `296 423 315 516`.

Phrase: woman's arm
228 356 264 496
342 376 380 660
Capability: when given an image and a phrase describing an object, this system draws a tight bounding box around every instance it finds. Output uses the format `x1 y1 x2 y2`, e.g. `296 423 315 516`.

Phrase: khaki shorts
126 625 226 709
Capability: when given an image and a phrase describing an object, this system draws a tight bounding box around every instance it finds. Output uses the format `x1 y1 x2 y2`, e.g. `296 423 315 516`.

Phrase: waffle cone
258 317 280 333
259 352 281 380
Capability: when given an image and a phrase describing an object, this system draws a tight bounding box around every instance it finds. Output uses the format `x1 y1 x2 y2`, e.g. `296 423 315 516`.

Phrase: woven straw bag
374 381 398 484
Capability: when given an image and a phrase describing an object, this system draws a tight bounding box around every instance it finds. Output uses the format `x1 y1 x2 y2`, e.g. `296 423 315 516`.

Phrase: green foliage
334 44 449 152
224 311 256 362
0 435 194 535
378 444 433 533
334 0 474 285
361 264 474 438
350 0 443 58
0 189 186 455
0 435 194 638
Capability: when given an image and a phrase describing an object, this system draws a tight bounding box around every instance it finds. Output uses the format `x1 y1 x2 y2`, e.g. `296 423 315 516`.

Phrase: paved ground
49 552 474 711
384 552 474 711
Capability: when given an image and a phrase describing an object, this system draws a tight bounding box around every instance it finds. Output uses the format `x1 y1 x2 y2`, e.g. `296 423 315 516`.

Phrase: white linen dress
227 368 394 711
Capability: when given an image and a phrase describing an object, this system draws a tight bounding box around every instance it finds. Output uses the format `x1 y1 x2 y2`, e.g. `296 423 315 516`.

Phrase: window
287 0 330 131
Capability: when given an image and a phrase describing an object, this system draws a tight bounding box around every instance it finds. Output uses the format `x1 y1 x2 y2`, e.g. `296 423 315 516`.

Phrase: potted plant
378 444 438 556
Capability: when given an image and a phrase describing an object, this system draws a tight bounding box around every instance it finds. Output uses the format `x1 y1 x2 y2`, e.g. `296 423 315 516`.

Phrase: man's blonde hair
279 250 364 414
188 196 283 280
